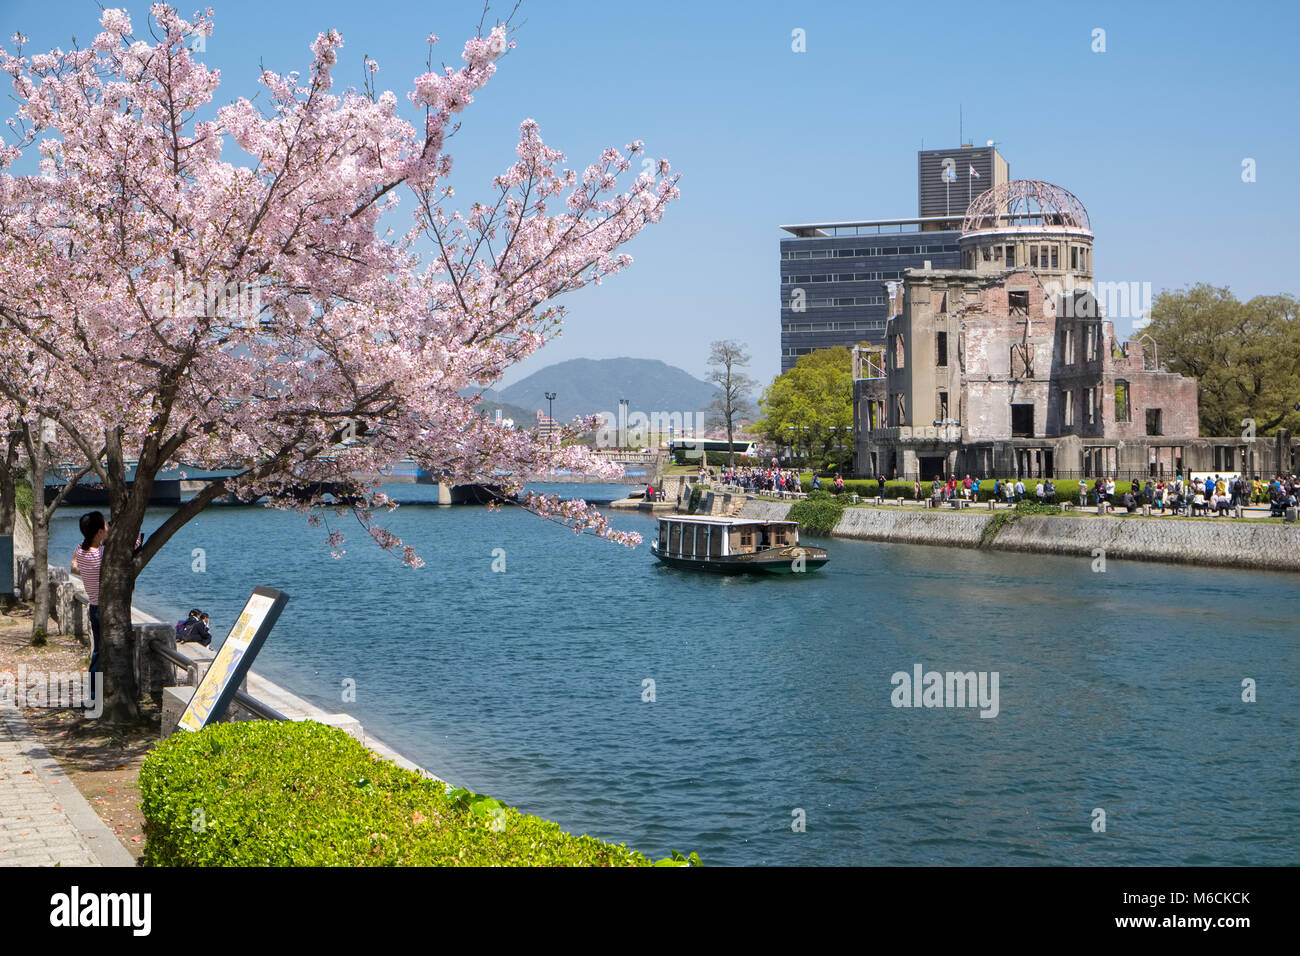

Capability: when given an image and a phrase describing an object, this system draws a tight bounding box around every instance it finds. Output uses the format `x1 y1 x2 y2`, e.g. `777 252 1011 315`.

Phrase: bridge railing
593 450 660 462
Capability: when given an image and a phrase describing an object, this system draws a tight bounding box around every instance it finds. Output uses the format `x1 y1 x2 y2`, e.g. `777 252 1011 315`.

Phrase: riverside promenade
0 706 135 867
3 509 436 866
735 495 1300 573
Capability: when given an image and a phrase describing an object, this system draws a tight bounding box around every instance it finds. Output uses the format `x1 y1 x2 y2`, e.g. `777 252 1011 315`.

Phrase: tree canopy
754 347 853 463
0 5 678 721
1141 285 1300 437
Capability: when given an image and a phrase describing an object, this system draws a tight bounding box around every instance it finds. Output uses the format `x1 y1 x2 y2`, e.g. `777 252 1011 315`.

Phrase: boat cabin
654 517 800 559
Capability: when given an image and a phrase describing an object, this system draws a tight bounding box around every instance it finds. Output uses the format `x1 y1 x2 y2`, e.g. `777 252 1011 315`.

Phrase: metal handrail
148 638 288 722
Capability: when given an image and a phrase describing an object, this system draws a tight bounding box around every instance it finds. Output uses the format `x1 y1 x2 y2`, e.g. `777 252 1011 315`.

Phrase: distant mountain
494 357 720 424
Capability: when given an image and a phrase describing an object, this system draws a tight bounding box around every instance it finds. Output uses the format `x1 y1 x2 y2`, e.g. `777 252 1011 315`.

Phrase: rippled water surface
51 484 1300 865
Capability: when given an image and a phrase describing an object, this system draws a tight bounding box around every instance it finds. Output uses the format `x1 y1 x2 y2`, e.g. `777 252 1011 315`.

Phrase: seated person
1123 491 1136 513
1190 492 1207 516
177 611 213 647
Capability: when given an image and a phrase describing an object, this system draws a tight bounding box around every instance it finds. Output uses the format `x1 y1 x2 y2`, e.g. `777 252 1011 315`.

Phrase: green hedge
789 489 848 534
140 720 696 867
797 475 1149 504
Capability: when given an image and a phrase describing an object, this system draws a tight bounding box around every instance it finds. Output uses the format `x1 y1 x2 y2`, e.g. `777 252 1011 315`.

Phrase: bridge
43 450 668 506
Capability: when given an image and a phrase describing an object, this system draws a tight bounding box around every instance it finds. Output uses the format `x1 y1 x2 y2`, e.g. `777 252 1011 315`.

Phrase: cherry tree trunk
98 494 148 725
29 449 50 639
0 436 16 536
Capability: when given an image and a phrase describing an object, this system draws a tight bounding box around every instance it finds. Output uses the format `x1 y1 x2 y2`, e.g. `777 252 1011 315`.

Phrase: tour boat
650 516 829 574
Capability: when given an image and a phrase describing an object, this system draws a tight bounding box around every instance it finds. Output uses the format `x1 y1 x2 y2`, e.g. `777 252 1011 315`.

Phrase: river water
50 483 1299 866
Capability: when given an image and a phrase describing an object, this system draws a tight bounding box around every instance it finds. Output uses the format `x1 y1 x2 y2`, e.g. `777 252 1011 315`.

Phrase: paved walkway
0 705 135 867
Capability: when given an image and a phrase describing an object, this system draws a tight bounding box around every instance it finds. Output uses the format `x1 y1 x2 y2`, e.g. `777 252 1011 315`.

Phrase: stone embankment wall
736 499 1300 573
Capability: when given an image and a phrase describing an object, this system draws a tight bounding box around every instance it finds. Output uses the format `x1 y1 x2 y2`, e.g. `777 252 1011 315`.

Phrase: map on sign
177 587 288 732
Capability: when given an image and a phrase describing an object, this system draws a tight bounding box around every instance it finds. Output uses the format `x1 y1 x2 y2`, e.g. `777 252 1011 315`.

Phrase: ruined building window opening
894 333 905 370
1008 290 1029 315
1085 323 1102 361
1213 445 1241 472
1050 246 1059 269
936 391 949 421
994 245 1003 261
1114 380 1131 423
936 330 948 367
981 246 992 262
895 392 906 426
1062 328 1075 366
1070 246 1079 270
1062 389 1074 428
1005 245 1016 267
1030 246 1039 267
1146 408 1163 436
1010 342 1034 379
1011 403 1034 438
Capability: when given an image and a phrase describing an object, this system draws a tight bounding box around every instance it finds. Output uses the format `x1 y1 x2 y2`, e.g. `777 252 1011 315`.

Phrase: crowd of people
912 472 1300 517
683 460 1300 519
711 464 809 495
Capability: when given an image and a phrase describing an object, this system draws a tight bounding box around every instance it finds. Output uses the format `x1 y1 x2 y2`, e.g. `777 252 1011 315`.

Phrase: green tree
755 347 853 466
1142 285 1300 436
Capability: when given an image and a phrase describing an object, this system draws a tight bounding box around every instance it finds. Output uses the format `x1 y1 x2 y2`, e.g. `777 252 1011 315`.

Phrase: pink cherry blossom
0 4 679 723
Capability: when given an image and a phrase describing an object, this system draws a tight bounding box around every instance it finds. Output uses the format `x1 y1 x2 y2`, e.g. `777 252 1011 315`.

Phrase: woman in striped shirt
71 511 108 696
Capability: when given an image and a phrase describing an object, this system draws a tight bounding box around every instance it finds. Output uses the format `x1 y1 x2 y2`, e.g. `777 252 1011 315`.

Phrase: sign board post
176 586 289 732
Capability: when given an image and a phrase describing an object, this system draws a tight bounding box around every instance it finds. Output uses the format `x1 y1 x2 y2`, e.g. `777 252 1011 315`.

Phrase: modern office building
779 144 1009 372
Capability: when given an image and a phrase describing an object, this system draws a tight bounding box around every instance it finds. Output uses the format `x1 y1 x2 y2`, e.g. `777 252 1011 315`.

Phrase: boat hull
651 544 829 575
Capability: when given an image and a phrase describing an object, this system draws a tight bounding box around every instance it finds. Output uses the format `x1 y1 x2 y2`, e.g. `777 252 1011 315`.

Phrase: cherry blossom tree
0 5 678 723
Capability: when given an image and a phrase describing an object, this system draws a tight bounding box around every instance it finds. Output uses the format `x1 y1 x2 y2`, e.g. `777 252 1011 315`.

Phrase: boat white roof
658 516 797 526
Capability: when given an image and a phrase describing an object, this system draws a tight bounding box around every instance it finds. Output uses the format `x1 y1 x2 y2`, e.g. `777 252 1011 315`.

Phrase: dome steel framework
961 180 1090 234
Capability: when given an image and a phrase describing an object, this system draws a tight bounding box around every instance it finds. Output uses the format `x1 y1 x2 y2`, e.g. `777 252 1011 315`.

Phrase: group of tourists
1126 474 1300 517
716 465 806 495
901 472 1300 517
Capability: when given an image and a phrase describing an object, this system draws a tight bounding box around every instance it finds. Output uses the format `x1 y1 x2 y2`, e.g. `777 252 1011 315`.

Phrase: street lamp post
544 392 556 446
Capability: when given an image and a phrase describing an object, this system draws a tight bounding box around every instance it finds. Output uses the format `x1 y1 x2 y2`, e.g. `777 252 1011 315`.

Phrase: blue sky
4 0 1297 389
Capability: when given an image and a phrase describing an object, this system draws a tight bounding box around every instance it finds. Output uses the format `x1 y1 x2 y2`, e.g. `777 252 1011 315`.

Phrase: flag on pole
969 165 980 177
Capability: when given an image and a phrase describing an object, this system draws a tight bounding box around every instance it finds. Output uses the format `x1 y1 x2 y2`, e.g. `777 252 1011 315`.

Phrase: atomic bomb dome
961 180 1091 235
957 180 1094 277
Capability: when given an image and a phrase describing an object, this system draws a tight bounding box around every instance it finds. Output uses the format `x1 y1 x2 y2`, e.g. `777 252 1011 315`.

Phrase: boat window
669 522 681 553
